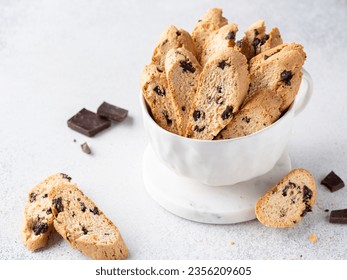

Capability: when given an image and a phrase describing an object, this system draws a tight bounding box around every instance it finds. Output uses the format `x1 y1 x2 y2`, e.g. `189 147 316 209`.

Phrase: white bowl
141 69 313 186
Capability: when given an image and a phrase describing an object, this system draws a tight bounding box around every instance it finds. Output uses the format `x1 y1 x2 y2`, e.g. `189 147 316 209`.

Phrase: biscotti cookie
199 23 238 67
255 169 316 228
192 8 228 62
140 64 179 134
152 25 196 67
248 43 306 111
235 20 283 61
216 89 282 139
165 48 202 136
186 48 249 140
50 183 128 260
21 173 73 251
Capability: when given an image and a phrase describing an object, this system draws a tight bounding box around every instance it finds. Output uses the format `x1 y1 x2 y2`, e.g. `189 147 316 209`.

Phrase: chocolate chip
282 185 290 197
97 101 128 122
217 86 222 93
72 211 76 217
300 205 312 217
181 106 186 112
80 202 87 212
46 208 52 215
321 171 345 192
303 185 313 202
325 209 330 212
42 194 48 198
225 31 235 40
33 222 49 236
260 34 269 45
194 125 205 133
81 142 91 155
264 55 270 60
61 173 72 181
254 29 259 36
221 106 233 120
280 70 293 86
253 37 260 46
67 108 111 137
217 60 231 70
193 110 202 121
236 40 242 48
176 31 181 36
153 86 166 97
180 59 196 73
329 208 347 224
81 226 88 235
90 207 99 215
52 197 64 213
162 110 172 126
30 193 37 203
242 116 251 123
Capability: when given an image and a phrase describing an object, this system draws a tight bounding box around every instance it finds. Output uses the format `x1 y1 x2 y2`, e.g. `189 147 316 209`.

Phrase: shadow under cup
141 69 313 186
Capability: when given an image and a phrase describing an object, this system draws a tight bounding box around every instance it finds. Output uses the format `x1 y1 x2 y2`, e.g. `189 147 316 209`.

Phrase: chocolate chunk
217 86 222 93
321 171 345 192
260 34 269 45
221 106 233 120
325 209 330 212
61 173 72 181
153 86 165 97
303 185 313 202
242 116 251 123
193 110 201 121
81 142 91 155
300 205 312 217
97 101 128 122
225 31 235 40
52 197 64 213
236 40 242 48
30 193 37 203
280 70 293 86
180 59 196 73
81 226 88 235
80 202 87 212
67 108 111 137
194 125 205 133
282 185 290 196
330 209 347 224
162 110 172 126
46 208 52 215
181 106 186 112
217 60 231 70
254 29 259 36
176 31 181 36
90 207 99 215
33 222 49 236
253 37 260 46
42 194 48 198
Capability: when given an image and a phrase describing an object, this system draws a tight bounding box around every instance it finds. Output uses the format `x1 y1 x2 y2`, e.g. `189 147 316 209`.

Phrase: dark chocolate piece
52 197 64 213
225 31 235 40
33 222 49 236
30 193 37 203
61 173 72 181
329 209 347 224
221 105 233 120
81 226 88 235
97 102 128 122
81 142 91 155
179 59 196 73
68 108 111 137
217 60 231 70
90 207 99 215
193 110 201 121
80 202 87 212
162 110 172 126
321 171 345 192
194 125 205 133
280 70 293 86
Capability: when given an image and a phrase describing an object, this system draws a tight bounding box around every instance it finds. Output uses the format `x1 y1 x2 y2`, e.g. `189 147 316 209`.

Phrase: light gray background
1 0 347 260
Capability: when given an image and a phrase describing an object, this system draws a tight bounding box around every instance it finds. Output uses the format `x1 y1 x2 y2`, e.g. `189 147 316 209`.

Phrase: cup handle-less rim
294 68 313 116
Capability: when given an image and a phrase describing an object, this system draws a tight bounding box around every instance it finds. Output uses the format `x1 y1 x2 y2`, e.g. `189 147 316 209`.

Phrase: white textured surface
0 0 347 260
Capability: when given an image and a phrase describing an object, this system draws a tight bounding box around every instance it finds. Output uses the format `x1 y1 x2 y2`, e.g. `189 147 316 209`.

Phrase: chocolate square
321 171 345 192
330 209 347 224
97 102 128 122
67 108 111 137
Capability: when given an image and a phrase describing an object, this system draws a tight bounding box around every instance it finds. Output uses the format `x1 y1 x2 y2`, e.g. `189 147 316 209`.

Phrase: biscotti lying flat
21 173 73 251
21 174 128 260
141 8 306 140
255 169 316 228
50 183 128 260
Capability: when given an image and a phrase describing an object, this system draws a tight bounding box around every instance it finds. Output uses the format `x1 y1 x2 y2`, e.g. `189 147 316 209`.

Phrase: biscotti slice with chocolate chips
186 48 249 140
255 169 316 228
200 23 238 67
165 48 202 136
21 173 73 251
141 64 179 134
192 8 228 62
50 183 128 260
216 89 282 139
152 25 197 68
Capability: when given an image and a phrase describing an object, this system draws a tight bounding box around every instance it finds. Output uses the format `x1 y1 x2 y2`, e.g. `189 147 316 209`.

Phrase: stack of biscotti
141 8 306 140
21 173 128 260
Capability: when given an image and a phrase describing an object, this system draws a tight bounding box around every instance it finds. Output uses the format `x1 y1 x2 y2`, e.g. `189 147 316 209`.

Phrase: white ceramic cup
141 69 313 186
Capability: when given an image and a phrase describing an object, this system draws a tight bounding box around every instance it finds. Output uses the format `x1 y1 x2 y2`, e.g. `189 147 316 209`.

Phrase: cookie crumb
324 209 329 212
230 240 235 245
81 142 91 154
309 233 317 244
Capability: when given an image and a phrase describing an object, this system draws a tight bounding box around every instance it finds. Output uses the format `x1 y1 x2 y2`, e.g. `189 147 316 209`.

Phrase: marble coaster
142 145 292 224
